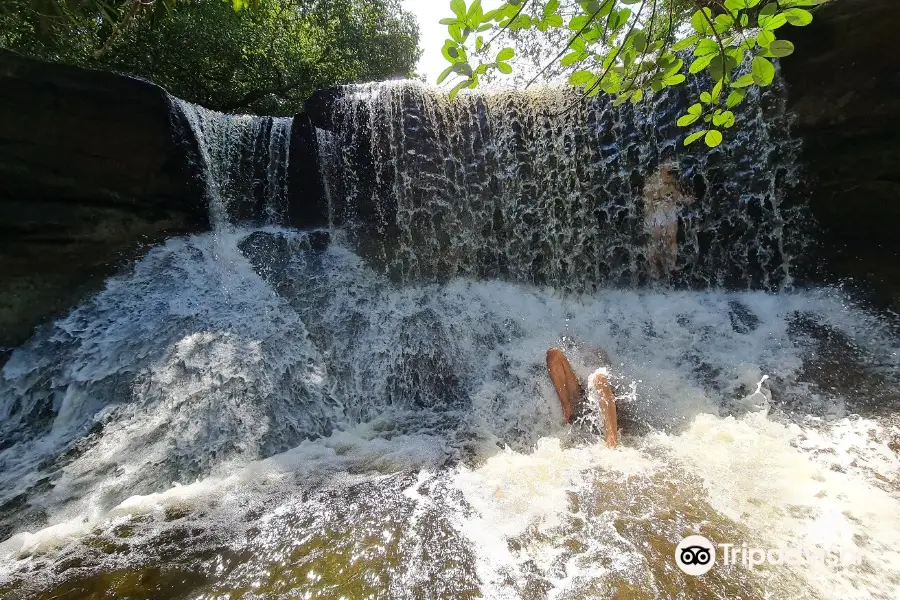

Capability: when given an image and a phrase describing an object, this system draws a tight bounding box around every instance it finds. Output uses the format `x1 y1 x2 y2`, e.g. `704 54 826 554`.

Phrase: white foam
2 231 899 598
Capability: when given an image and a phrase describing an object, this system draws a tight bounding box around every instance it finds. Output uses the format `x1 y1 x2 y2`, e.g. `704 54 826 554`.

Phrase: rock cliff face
0 51 208 352
780 0 900 307
782 0 900 252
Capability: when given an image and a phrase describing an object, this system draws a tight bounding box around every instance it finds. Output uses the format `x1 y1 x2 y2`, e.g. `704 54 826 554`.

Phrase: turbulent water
1 87 899 600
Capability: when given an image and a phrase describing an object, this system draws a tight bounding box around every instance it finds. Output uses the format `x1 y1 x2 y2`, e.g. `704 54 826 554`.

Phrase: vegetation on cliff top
0 0 420 115
436 0 827 147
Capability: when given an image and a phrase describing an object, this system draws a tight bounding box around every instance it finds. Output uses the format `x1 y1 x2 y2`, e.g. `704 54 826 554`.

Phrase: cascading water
174 99 292 228
319 81 805 290
0 83 899 600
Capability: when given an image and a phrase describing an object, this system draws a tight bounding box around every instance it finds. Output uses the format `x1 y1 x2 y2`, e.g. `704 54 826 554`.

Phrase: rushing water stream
0 83 899 600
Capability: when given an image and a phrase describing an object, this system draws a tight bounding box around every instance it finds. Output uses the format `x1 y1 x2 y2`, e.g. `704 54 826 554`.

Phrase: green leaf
631 89 643 104
705 129 724 147
569 70 594 86
707 55 729 81
569 15 590 30
731 74 755 88
497 47 514 61
767 40 795 58
684 130 707 146
664 74 686 86
694 39 719 57
436 64 455 84
677 114 700 127
672 35 699 52
546 14 564 27
714 14 735 33
759 3 788 30
561 51 586 67
725 0 761 9
450 0 466 19
630 30 647 52
449 24 465 42
726 89 746 108
449 77 471 100
712 79 724 102
713 111 736 127
700 91 712 104
757 30 775 47
612 92 631 107
727 47 746 65
440 18 461 25
751 56 775 86
467 0 483 22
544 0 560 16
690 55 714 74
662 57 684 77
497 61 512 74
691 8 714 35
688 103 703 115
783 8 813 26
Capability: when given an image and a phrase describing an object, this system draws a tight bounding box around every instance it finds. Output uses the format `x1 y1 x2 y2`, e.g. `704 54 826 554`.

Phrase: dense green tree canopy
436 0 826 147
0 0 420 115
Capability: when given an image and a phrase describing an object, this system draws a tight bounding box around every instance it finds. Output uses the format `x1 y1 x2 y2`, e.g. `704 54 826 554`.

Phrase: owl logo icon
675 535 716 576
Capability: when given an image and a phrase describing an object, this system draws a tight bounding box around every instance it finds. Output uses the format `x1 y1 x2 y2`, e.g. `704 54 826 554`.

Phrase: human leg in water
546 347 619 447
546 347 582 425
588 369 619 448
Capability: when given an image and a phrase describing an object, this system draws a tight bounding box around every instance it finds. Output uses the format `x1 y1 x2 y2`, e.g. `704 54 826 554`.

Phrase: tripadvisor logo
675 535 864 576
675 535 716 576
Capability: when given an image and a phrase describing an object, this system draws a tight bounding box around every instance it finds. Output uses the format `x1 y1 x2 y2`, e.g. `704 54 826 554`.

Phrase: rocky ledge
0 50 208 352
782 0 900 253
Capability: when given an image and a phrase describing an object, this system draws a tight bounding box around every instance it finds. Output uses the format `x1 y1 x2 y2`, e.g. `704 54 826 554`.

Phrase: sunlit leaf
783 8 813 26
705 129 723 147
569 70 594 86
450 0 466 19
726 89 746 108
767 40 795 57
672 35 699 52
751 55 775 86
684 130 707 146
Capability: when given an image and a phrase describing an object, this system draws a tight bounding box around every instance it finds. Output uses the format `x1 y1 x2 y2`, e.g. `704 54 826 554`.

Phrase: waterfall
1 84 899 600
316 81 806 290
171 98 292 228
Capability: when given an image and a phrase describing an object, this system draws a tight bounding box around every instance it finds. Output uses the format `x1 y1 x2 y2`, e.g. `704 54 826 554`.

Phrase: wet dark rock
728 300 761 334
782 0 900 254
0 50 208 349
287 114 329 228
238 229 331 296
787 312 900 418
